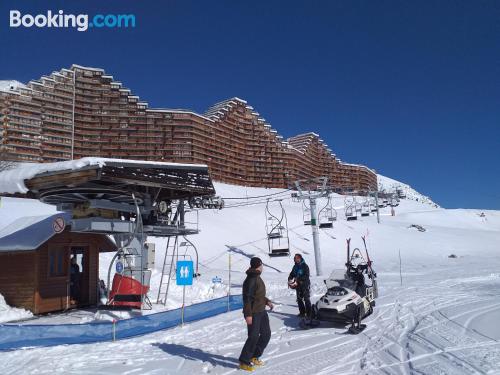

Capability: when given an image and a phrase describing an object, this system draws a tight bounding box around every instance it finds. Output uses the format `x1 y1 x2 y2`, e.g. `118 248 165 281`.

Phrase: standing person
239 257 274 372
70 256 80 305
288 254 311 318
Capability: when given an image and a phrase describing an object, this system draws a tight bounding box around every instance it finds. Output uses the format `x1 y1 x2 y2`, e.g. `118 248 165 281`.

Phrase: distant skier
239 257 274 372
288 254 311 318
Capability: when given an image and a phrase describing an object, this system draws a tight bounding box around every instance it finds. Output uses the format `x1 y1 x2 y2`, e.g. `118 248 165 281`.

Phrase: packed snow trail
2 258 500 374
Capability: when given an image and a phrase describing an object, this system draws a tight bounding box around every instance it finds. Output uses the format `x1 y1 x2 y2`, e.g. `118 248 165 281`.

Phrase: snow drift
0 294 32 324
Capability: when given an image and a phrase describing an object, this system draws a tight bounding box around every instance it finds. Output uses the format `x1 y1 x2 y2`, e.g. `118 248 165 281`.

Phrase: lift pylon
294 177 330 276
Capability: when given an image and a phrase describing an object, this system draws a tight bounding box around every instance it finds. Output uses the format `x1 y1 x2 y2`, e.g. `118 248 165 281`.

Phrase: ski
346 324 367 335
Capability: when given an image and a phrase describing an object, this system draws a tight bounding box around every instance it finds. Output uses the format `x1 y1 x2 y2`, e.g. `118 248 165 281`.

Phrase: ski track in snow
3 271 500 375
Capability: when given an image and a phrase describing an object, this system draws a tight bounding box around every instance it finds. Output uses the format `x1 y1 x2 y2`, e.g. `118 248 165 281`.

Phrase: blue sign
176 261 194 286
212 276 222 284
116 261 123 273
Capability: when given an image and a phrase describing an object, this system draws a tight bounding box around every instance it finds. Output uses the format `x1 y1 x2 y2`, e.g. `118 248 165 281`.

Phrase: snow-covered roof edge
0 157 210 195
0 80 26 93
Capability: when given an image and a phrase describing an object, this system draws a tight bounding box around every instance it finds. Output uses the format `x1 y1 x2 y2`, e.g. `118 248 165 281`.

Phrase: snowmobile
311 237 378 334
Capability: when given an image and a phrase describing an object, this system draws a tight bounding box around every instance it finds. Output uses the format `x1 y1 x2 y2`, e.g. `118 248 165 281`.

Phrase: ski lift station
0 158 217 314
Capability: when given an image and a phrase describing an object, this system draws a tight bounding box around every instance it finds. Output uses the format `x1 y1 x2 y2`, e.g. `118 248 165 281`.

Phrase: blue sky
1 1 499 209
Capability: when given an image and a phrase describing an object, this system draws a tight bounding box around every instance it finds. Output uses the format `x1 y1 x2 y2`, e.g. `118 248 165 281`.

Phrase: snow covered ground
0 294 32 324
1 178 500 374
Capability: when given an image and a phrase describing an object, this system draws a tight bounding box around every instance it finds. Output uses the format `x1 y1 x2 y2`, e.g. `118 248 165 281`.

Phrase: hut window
48 247 67 277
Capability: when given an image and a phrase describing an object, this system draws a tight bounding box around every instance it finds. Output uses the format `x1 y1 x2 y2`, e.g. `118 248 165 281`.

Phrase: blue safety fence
0 294 243 351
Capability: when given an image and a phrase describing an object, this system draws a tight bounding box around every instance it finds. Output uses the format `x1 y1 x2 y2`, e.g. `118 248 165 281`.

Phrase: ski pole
362 236 372 266
346 238 351 265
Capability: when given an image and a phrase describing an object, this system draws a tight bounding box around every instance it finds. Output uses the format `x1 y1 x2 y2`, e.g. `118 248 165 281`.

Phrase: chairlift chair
344 196 357 221
345 206 357 221
179 237 201 278
396 188 406 199
268 237 291 257
319 196 335 228
320 221 333 229
265 199 290 257
267 227 282 239
303 200 312 225
390 196 399 207
378 196 386 208
330 207 338 222
361 200 370 217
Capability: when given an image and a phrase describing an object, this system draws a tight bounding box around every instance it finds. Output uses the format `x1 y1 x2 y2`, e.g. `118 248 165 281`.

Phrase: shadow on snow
152 343 239 369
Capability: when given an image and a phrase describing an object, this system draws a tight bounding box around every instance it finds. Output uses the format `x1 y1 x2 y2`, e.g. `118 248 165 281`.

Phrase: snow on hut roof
0 157 210 195
0 212 72 251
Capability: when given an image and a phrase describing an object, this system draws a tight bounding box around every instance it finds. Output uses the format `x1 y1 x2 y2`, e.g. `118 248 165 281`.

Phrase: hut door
70 247 90 306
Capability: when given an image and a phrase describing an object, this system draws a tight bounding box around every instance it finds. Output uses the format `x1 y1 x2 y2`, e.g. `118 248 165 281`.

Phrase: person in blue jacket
288 253 311 318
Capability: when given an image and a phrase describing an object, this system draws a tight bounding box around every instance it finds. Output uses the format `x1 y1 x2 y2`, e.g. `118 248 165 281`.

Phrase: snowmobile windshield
328 269 346 280
327 286 349 296
327 269 364 290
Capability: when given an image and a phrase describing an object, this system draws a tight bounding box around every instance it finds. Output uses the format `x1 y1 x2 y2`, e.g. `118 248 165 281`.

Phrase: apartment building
0 65 377 191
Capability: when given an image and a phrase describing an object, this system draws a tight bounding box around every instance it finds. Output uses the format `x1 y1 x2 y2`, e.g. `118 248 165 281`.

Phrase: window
48 246 67 277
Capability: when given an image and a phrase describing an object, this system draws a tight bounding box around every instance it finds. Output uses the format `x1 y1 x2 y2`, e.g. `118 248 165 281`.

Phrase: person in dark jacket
70 256 81 304
239 257 274 371
288 254 311 318
347 262 368 297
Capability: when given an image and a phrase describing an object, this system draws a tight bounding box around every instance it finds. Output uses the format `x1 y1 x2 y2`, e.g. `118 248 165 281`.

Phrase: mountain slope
378 174 439 207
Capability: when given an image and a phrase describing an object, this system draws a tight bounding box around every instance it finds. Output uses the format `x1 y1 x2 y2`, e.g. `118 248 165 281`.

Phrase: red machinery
109 273 150 309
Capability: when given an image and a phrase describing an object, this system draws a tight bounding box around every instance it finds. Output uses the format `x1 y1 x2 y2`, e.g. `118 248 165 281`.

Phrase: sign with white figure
176 260 194 286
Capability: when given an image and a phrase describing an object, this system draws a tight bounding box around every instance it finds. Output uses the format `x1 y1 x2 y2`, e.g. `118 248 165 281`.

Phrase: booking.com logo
9 10 136 31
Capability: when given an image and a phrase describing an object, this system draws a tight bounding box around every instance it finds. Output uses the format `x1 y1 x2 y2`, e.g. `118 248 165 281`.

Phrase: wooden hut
0 213 116 314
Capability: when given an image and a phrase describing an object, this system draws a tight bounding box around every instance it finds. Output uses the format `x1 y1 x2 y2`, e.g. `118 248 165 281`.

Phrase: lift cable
220 187 294 200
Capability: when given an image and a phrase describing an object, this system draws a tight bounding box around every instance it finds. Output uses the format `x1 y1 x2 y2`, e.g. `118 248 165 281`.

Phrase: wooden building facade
0 65 377 191
0 214 116 314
